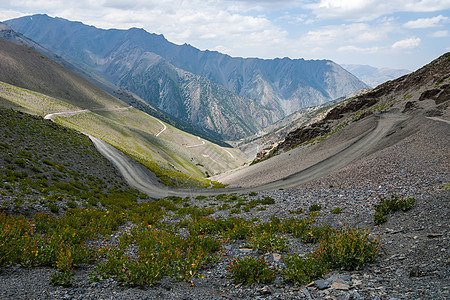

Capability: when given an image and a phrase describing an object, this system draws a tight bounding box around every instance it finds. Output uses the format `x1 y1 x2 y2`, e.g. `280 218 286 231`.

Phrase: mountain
213 52 449 187
0 35 246 186
342 64 410 87
0 22 251 143
5 14 368 139
251 52 450 163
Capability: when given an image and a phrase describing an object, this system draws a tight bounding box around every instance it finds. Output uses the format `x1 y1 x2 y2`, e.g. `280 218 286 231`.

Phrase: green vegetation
373 194 415 224
309 204 322 212
0 109 382 288
228 256 277 284
283 227 379 285
330 207 343 214
0 82 245 188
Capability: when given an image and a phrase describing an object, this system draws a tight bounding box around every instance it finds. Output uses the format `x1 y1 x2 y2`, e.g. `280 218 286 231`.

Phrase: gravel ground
0 115 448 299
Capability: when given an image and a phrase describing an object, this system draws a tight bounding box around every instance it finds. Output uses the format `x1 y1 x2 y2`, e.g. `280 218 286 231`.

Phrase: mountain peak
5 14 368 140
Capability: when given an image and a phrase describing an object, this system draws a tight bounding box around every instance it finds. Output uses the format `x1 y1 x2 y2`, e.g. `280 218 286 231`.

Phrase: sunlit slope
0 80 246 187
56 109 246 178
0 37 126 110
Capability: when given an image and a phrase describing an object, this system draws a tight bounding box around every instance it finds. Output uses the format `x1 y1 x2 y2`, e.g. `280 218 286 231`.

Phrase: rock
257 286 271 295
315 279 331 290
272 253 282 261
331 279 350 291
427 233 443 238
409 266 425 277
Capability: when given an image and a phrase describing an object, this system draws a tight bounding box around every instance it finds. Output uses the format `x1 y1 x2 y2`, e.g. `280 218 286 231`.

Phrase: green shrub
247 231 288 252
300 225 335 244
309 204 322 212
280 218 315 239
230 208 240 214
313 227 380 271
66 201 77 209
47 203 59 213
282 254 329 285
51 271 73 287
258 197 275 205
330 208 343 214
14 158 26 168
373 194 415 224
228 256 277 285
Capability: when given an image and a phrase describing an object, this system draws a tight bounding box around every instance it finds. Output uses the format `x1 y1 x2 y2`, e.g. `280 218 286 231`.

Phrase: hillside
5 14 368 140
0 108 142 215
0 39 448 300
0 37 246 187
213 52 449 188
250 52 449 164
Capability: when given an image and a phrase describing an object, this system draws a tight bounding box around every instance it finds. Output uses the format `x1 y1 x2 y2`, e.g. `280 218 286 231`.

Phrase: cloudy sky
1 0 449 70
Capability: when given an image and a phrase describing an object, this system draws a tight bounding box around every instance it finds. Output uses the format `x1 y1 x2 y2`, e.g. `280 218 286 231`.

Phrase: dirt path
91 113 407 198
155 119 167 137
44 106 132 120
186 137 206 148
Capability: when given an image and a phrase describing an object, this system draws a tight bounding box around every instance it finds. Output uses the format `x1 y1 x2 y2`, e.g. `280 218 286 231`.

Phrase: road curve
90 113 408 198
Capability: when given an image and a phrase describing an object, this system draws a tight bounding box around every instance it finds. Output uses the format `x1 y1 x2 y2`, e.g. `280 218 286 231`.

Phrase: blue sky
1 0 449 70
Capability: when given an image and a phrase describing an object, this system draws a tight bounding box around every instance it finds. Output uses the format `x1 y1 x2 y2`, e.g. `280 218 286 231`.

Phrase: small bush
373 194 415 224
313 227 380 271
282 254 329 285
247 231 288 252
330 208 343 214
228 256 277 285
51 271 72 287
47 203 59 214
258 197 275 205
66 201 77 209
14 158 26 168
309 204 322 212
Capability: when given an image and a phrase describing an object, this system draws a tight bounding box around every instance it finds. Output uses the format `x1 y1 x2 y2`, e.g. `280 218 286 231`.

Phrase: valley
0 14 448 300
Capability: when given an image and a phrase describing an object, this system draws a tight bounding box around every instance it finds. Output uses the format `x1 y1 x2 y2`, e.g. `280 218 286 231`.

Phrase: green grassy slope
0 108 142 215
0 38 246 187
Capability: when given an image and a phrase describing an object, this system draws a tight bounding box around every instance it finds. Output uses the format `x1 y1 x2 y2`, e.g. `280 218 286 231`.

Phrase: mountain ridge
5 14 368 140
0 35 246 185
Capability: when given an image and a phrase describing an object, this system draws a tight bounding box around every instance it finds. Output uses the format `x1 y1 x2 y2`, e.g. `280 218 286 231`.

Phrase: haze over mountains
342 64 410 88
5 14 368 140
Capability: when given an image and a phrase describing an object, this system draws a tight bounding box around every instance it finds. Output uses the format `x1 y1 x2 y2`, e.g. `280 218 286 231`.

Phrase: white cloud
304 23 391 45
307 0 450 21
403 15 449 28
338 45 380 53
430 30 448 37
392 37 421 49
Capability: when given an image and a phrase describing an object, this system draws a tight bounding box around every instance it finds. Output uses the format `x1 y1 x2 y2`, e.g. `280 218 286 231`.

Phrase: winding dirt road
90 113 408 198
44 106 132 120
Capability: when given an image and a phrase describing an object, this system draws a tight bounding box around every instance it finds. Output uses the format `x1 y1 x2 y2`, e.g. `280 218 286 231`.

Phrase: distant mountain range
5 14 368 140
342 64 410 88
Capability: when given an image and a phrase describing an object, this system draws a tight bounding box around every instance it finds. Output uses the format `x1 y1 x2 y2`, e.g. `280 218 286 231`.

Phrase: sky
1 0 449 70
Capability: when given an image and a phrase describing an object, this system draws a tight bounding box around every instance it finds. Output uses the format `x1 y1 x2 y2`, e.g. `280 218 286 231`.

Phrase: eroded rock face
5 14 369 140
253 52 450 162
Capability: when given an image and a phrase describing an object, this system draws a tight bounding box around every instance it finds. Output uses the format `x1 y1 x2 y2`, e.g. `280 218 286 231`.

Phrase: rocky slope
5 14 368 140
105 47 274 139
254 52 449 162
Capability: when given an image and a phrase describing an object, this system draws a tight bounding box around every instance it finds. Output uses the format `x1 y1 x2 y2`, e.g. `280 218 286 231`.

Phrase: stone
257 286 271 295
272 253 282 261
315 279 331 290
331 279 350 291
